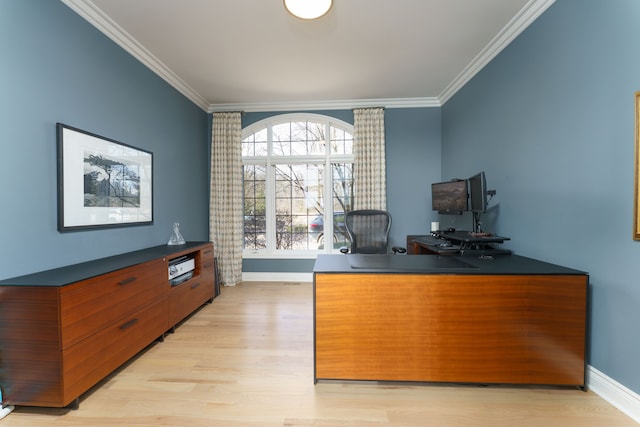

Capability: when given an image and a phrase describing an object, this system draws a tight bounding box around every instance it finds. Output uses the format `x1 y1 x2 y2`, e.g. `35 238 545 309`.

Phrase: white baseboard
587 366 640 423
241 272 313 283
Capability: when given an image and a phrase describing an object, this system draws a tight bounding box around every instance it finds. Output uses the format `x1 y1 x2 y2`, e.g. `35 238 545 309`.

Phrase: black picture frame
57 123 153 232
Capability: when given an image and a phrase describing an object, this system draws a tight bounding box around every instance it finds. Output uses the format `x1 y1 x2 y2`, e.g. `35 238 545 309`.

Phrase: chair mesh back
345 210 391 254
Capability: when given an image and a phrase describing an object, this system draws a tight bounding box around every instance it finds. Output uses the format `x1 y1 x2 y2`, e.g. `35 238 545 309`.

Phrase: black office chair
339 209 406 254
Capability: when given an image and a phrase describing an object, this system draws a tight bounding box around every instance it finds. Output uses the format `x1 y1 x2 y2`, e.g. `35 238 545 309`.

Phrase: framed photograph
57 123 153 232
635 92 640 239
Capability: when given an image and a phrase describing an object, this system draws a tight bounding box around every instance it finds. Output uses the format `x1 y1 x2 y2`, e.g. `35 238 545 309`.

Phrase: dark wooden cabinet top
0 242 211 287
313 254 587 276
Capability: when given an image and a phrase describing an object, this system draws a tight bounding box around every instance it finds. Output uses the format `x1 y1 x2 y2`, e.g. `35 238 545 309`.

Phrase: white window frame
242 113 354 259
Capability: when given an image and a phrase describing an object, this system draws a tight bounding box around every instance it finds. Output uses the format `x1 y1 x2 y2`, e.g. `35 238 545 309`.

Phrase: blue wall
239 107 441 273
442 0 640 394
0 1 209 279
6 0 637 398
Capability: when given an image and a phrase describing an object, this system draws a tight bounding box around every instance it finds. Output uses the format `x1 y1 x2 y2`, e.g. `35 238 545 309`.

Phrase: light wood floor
5 282 637 426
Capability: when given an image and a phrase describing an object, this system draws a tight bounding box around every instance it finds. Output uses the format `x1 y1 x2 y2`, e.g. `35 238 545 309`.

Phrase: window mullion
321 124 332 254
266 127 276 254
266 164 277 254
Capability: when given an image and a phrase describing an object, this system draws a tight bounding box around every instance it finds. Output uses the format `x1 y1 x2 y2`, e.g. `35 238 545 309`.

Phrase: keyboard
413 235 460 251
413 235 446 246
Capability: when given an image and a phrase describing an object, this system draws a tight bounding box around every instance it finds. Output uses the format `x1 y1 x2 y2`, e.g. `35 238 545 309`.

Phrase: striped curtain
353 108 386 210
209 112 243 286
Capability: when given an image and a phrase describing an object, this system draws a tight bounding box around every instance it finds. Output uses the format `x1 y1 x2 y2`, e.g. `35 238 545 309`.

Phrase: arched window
242 113 354 257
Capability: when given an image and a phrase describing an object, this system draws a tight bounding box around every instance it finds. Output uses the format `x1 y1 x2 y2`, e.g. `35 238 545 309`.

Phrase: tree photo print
57 123 152 231
83 153 141 208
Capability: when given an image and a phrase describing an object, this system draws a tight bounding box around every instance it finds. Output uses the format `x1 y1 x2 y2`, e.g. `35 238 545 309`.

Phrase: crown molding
208 97 440 113
61 0 554 113
60 0 209 111
439 0 555 104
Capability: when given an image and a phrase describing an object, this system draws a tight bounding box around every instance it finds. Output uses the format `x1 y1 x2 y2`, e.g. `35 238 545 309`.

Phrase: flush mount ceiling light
284 0 333 20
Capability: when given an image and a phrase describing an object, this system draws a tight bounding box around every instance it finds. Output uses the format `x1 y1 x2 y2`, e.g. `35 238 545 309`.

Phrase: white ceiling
61 0 555 112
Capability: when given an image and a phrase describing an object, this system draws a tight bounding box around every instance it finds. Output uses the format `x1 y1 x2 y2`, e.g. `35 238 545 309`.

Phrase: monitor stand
472 211 481 233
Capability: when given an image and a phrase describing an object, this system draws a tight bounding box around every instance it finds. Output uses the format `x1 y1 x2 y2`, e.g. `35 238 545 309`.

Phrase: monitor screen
468 172 487 212
431 180 468 214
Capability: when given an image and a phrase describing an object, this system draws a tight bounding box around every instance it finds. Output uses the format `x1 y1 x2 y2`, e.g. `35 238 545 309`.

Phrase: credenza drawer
60 258 167 349
168 277 213 327
201 244 214 268
200 244 215 284
61 297 169 406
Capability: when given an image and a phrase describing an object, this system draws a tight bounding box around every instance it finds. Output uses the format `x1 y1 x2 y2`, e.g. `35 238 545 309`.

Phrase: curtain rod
212 111 245 115
353 106 385 111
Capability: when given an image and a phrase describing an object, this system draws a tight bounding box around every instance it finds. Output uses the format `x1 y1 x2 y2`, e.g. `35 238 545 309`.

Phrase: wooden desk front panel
314 273 587 386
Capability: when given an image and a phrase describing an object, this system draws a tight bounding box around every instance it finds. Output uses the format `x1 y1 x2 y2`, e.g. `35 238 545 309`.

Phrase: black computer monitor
468 172 487 212
431 180 468 214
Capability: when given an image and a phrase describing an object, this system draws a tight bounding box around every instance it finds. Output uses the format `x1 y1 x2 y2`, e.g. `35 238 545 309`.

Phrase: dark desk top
0 242 211 287
313 254 587 276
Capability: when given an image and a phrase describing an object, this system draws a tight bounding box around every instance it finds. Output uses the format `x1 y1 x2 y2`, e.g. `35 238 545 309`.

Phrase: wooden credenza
0 242 216 408
313 254 588 388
